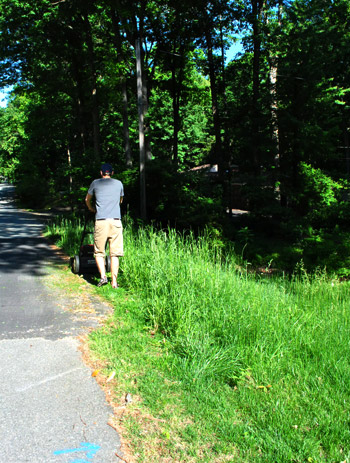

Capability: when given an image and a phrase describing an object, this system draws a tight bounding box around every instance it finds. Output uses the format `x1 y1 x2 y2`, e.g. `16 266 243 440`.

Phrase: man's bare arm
85 193 96 213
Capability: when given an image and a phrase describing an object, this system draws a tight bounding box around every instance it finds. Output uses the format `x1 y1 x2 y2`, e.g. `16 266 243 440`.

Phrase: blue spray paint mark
53 442 101 460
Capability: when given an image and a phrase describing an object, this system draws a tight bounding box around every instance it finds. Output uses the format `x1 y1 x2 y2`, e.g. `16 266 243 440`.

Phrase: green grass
45 218 350 462
44 217 94 256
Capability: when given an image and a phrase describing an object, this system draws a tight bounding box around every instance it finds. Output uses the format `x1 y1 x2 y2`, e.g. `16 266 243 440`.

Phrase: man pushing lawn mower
85 163 124 289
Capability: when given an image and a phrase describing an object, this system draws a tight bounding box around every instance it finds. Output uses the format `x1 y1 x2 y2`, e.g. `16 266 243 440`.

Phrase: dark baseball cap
101 163 113 175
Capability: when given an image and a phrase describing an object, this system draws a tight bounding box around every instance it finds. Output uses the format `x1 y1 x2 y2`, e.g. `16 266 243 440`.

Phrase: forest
1 0 350 274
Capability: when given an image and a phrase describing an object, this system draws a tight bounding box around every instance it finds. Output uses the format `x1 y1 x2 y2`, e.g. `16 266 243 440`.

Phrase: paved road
0 184 122 463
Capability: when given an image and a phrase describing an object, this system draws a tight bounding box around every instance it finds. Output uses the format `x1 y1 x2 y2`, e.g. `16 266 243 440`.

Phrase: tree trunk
251 0 262 173
172 65 180 166
121 77 133 167
171 42 184 167
342 110 350 177
141 56 152 162
72 65 88 156
67 30 88 157
205 26 223 173
112 4 148 219
136 35 147 221
270 59 279 167
110 9 133 167
82 13 101 164
67 145 74 212
219 16 227 110
269 1 284 204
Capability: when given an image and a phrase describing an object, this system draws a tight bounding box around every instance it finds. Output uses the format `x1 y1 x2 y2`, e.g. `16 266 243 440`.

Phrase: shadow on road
0 184 66 276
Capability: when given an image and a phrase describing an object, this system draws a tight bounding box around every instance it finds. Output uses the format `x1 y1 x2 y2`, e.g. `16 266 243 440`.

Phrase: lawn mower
71 215 111 275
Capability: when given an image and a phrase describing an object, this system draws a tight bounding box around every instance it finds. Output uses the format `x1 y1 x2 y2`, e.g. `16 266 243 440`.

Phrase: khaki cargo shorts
94 219 124 258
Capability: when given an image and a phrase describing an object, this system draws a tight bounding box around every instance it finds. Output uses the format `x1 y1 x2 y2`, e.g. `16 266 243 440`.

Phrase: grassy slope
45 219 350 463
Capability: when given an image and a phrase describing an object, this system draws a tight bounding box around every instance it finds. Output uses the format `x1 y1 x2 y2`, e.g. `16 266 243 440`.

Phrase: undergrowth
45 218 350 462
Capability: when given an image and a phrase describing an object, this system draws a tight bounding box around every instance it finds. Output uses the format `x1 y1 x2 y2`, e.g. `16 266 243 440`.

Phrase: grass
44 217 94 256
45 217 350 462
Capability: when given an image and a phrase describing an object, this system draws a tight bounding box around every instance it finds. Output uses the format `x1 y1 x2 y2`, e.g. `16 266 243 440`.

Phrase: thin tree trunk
252 0 262 173
269 1 283 203
219 16 227 109
292 79 302 192
71 60 87 156
342 111 350 177
141 53 152 162
121 78 133 167
110 9 133 166
270 61 279 166
172 61 179 166
67 146 74 212
82 14 101 164
112 4 148 219
67 146 73 192
171 41 184 167
205 27 223 173
269 2 282 170
136 36 147 221
67 28 88 158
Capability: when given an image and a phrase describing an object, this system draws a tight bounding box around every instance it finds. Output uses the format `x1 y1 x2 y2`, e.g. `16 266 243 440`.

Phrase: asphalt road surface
0 184 122 463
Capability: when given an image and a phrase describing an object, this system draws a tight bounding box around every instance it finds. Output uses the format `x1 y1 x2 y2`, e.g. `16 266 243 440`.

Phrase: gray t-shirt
88 178 124 220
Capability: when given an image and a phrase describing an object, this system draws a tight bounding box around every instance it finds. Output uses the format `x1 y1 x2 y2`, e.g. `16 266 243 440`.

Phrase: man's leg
95 256 106 279
109 219 123 288
94 221 108 286
110 256 120 288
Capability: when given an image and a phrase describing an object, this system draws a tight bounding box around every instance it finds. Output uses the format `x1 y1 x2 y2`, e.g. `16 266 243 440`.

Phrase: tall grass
46 218 350 462
44 217 93 256
123 225 350 462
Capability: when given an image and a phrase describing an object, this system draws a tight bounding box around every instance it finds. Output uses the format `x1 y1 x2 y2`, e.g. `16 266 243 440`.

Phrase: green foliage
0 96 28 181
1 0 350 281
296 163 343 213
144 159 224 229
150 56 213 169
